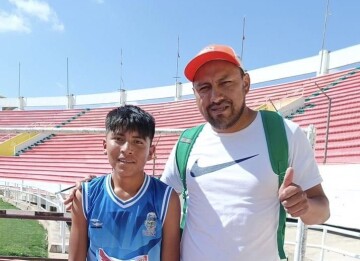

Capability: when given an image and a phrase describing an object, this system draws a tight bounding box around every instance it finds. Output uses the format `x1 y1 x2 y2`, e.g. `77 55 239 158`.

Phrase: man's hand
63 175 97 211
278 167 309 218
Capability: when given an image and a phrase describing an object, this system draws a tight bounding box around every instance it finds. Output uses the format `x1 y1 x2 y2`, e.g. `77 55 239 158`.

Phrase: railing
0 182 69 259
285 222 360 260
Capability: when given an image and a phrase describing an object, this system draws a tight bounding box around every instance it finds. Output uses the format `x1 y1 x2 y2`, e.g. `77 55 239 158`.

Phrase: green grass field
0 198 48 258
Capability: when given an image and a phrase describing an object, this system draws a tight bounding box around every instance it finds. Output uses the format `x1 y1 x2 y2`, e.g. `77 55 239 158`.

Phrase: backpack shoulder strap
260 110 288 176
175 124 205 189
260 110 288 260
175 124 205 230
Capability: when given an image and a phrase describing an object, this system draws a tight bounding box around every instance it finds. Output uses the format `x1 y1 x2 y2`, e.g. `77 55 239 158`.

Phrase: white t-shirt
161 112 323 261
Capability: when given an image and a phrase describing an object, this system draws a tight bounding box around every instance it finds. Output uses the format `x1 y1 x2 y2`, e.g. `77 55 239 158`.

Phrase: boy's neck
110 171 146 201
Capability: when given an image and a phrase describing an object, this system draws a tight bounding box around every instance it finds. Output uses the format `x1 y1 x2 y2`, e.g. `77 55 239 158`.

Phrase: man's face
103 130 154 177
192 60 250 133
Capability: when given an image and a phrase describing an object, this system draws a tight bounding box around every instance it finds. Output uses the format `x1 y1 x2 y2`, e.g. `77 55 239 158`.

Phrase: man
160 44 330 260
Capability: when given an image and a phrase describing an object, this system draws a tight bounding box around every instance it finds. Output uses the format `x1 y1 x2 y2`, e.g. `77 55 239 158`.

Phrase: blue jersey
82 174 173 261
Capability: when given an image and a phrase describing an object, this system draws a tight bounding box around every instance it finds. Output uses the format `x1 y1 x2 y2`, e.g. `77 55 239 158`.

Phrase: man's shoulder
149 175 171 189
281 117 306 141
283 117 300 128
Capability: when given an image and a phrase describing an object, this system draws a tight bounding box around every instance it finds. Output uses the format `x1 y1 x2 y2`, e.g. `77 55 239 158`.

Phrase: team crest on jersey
143 212 157 237
90 218 103 228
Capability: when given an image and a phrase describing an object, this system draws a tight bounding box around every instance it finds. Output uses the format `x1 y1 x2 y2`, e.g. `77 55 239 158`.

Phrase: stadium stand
0 67 359 184
249 67 360 163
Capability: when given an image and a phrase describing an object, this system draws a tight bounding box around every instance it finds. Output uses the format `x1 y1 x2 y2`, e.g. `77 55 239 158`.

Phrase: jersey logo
90 219 103 228
143 212 157 237
190 154 258 177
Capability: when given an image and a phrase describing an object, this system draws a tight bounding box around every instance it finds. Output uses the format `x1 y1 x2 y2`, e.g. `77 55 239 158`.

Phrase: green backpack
175 110 288 260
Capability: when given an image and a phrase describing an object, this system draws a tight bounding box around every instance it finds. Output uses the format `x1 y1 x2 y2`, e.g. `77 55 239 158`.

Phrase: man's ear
103 139 107 155
243 73 251 94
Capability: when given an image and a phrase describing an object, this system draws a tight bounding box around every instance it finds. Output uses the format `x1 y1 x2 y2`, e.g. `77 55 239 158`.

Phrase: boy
69 105 180 261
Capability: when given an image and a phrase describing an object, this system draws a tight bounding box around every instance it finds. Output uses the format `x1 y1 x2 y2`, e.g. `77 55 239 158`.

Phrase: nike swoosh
190 154 258 177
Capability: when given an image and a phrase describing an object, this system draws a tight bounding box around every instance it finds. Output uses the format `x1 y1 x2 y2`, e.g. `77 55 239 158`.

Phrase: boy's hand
63 175 97 211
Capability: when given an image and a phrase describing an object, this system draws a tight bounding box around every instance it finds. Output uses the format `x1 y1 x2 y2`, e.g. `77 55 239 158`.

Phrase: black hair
239 67 246 77
105 105 155 143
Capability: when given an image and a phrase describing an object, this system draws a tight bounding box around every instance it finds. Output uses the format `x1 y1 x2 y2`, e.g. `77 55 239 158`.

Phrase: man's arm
63 175 96 211
68 189 88 261
300 183 330 224
279 167 330 225
161 190 181 261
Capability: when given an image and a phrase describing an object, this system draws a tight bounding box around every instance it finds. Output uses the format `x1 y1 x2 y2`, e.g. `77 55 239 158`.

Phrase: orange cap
184 44 243 82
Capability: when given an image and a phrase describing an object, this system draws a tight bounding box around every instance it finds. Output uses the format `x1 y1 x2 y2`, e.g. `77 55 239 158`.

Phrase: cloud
0 10 30 33
0 0 64 33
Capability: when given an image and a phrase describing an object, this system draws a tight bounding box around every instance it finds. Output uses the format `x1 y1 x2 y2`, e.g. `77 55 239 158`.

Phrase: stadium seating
0 67 359 184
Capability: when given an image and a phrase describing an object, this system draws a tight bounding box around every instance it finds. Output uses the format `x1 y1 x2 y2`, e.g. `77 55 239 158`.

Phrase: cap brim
184 51 240 82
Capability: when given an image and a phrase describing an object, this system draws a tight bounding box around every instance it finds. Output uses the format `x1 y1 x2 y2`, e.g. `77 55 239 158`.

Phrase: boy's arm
68 189 88 261
161 190 181 261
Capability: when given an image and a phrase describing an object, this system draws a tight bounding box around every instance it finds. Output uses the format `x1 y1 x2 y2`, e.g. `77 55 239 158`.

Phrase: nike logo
190 154 258 177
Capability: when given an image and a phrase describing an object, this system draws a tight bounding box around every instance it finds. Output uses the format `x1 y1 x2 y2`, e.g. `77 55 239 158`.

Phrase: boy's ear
103 139 107 155
148 145 156 160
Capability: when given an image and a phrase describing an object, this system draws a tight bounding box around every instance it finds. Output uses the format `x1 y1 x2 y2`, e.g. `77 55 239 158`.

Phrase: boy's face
103 129 155 177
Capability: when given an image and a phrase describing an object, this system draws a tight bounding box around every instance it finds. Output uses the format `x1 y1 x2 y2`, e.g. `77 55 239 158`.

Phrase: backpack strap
175 124 205 230
260 110 288 260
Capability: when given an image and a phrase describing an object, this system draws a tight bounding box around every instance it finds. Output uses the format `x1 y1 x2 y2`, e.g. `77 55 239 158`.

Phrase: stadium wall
319 164 360 230
1 44 360 110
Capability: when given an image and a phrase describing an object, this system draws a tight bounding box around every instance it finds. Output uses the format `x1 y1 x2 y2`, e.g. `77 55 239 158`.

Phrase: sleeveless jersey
82 174 173 261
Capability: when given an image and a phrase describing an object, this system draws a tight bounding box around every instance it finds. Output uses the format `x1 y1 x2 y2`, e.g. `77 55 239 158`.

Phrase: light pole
18 62 21 98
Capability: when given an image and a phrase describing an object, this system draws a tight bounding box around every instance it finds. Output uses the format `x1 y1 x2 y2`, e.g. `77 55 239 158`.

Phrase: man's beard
206 101 245 130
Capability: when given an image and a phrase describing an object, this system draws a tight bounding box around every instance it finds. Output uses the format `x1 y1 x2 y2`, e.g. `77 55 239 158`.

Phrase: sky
0 0 359 98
